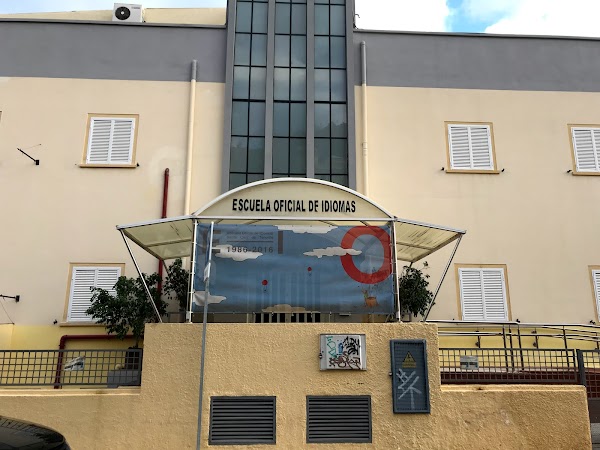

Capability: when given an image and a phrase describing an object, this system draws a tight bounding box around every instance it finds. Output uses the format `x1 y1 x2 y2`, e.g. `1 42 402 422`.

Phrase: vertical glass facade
230 0 268 189
314 0 348 186
273 0 307 179
227 0 351 190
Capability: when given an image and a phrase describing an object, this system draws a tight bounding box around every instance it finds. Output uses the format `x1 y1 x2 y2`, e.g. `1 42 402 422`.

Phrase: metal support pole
120 230 162 323
196 222 214 450
188 219 199 323
423 235 463 321
390 221 401 322
576 350 587 388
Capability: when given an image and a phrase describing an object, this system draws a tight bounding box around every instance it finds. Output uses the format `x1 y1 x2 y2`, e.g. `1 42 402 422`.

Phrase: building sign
198 180 389 219
320 334 367 370
390 340 430 414
460 355 479 370
192 223 394 314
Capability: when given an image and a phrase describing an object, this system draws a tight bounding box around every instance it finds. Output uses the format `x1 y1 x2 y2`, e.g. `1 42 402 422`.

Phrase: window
66 264 122 322
84 115 137 166
306 396 371 443
457 265 510 321
446 123 497 172
571 126 600 174
591 267 600 319
209 396 276 445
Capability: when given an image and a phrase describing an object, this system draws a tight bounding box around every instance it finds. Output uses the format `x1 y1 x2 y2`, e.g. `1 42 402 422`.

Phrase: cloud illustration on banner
276 225 337 234
262 304 308 313
214 245 262 262
194 291 227 306
304 247 362 259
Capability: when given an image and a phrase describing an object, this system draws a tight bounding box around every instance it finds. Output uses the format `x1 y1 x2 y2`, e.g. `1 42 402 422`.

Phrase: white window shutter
449 124 494 170
593 270 600 317
481 269 508 321
459 269 485 321
67 266 121 322
572 127 600 172
459 267 508 322
87 117 135 164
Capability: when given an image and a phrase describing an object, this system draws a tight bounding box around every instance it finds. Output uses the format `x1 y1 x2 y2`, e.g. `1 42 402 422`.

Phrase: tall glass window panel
230 137 248 173
272 138 289 174
314 69 329 102
275 35 290 67
251 35 267 66
330 70 346 102
291 4 307 34
331 104 347 138
234 34 251 66
247 138 265 173
314 5 329 35
236 2 252 33
290 103 307 137
250 68 267 100
290 69 306 101
275 3 290 34
252 2 268 33
330 37 346 68
290 36 307 67
329 5 345 36
315 139 331 174
273 103 290 137
233 67 250 99
314 37 329 68
290 138 307 174
232 101 249 136
314 104 330 138
274 68 290 101
230 173 247 190
331 139 348 174
249 102 266 136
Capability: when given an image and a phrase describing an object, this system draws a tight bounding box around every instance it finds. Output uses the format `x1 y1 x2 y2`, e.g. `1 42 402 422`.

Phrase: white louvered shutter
572 127 600 172
459 269 485 321
593 271 600 318
87 118 135 164
459 268 507 321
448 124 494 170
67 266 121 322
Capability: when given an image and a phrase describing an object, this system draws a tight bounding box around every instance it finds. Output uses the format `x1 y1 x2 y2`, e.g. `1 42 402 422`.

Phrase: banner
192 223 394 314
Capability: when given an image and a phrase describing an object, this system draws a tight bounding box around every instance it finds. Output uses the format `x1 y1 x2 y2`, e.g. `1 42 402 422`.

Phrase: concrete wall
0 77 224 333
0 323 590 449
356 86 600 324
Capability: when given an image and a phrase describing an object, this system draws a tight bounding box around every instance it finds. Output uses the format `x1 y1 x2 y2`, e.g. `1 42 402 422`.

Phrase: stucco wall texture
0 323 591 449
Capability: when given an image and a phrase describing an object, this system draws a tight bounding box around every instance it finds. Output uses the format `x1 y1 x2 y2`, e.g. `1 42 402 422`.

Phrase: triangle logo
402 352 417 369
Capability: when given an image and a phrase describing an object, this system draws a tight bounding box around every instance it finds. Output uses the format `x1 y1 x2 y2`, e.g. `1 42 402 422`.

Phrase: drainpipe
184 60 198 215
360 42 369 196
53 334 133 389
157 168 170 293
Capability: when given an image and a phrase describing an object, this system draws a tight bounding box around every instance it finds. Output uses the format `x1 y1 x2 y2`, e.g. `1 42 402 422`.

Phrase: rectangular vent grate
209 396 276 445
306 395 372 443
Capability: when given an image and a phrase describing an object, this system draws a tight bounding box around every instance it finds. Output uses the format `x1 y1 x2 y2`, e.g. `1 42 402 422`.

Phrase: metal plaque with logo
320 334 367 370
390 339 430 413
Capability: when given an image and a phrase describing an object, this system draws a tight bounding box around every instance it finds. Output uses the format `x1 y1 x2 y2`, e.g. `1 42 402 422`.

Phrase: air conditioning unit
112 3 143 23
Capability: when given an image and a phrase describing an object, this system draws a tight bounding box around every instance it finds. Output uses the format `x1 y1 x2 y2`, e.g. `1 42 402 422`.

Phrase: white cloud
460 0 521 21
214 245 262 262
355 0 450 32
483 0 600 37
193 291 226 306
276 225 337 234
304 247 361 259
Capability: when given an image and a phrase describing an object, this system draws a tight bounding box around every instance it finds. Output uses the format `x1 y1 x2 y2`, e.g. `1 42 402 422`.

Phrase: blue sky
1 0 599 37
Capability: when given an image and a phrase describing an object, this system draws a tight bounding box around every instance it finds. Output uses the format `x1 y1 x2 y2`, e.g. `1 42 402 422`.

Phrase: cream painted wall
356 86 600 324
0 323 591 449
0 78 223 331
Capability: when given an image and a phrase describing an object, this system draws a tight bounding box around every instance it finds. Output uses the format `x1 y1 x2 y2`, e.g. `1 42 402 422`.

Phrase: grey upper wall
354 31 600 92
0 20 226 82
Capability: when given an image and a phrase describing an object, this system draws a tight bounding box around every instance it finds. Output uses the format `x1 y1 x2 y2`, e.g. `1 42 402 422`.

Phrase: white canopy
118 178 465 263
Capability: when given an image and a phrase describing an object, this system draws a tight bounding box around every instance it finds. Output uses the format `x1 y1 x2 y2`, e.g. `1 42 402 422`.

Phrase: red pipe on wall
157 168 170 293
53 334 133 389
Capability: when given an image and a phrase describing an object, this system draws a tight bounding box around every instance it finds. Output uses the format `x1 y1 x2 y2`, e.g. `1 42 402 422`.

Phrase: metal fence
440 348 579 384
0 349 142 388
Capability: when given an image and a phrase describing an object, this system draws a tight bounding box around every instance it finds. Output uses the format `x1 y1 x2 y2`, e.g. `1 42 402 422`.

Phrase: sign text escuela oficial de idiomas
231 198 357 213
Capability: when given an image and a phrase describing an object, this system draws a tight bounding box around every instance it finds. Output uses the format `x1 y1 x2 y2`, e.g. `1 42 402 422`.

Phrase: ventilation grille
306 396 371 443
209 396 276 445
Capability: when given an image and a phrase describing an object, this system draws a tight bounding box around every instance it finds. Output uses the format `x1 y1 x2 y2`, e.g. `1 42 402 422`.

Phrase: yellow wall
0 77 224 333
357 86 600 324
0 323 591 449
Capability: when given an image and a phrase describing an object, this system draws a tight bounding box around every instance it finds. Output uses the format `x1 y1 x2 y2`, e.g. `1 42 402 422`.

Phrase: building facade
1 2 600 350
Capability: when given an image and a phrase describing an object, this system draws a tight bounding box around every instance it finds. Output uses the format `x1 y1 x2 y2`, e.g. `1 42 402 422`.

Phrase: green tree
164 258 190 312
398 264 434 319
87 273 166 348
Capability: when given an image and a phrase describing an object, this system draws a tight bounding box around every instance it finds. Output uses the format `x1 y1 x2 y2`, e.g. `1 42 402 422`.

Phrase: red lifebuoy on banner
340 226 392 284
